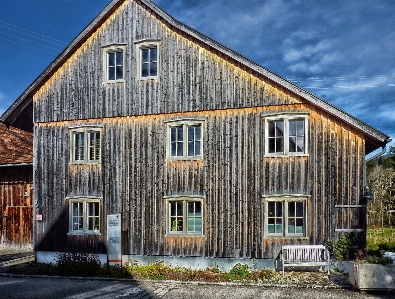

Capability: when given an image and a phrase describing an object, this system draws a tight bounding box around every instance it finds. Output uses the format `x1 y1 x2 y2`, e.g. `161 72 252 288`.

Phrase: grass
367 227 395 244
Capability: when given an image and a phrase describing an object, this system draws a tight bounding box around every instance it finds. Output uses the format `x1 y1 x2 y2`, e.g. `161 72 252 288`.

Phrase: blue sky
1 0 394 152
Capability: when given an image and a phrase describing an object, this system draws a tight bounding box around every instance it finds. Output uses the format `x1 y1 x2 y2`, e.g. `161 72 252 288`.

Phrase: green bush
355 256 393 265
56 252 102 277
327 233 356 260
224 263 250 280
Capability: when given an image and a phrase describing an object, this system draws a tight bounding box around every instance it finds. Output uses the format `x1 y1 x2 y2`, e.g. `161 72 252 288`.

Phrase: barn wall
0 166 33 248
33 103 366 258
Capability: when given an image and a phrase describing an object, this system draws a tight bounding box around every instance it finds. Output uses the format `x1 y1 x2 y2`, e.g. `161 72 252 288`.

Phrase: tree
367 165 395 227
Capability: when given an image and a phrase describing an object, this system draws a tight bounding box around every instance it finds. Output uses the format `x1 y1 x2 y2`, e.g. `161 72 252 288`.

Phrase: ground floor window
68 197 101 234
165 196 204 236
264 195 308 237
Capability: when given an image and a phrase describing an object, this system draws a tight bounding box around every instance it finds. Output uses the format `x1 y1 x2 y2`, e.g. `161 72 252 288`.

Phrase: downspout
365 140 391 163
365 138 391 186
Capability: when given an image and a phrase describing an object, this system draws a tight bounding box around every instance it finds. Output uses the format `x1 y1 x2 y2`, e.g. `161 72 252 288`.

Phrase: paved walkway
0 247 34 269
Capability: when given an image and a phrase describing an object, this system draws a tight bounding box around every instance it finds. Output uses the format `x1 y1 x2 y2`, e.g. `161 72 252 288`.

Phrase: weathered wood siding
33 0 298 123
0 166 33 248
32 0 367 258
33 104 365 258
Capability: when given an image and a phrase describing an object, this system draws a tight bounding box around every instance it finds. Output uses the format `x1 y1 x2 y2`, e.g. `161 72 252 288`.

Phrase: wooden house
1 0 390 266
0 122 33 248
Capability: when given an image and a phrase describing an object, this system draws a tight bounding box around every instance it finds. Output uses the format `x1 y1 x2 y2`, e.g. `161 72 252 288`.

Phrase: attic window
135 40 160 80
102 44 126 83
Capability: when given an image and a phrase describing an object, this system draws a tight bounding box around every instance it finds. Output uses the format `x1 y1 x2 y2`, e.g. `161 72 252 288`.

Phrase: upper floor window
166 120 204 160
102 44 126 83
70 127 101 164
264 195 308 238
265 115 308 156
141 46 157 77
68 197 101 235
135 40 160 79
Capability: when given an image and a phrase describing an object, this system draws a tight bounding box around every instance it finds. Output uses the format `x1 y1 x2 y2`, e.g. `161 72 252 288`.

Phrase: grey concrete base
36 251 108 265
36 251 275 271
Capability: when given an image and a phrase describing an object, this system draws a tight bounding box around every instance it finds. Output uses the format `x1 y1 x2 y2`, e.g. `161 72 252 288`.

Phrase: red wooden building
0 122 33 248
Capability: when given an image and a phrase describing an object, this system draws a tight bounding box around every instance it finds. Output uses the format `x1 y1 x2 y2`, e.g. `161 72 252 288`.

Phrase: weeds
7 259 282 283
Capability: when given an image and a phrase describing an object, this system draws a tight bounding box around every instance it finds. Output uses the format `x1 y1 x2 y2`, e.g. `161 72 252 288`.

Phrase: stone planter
349 261 395 292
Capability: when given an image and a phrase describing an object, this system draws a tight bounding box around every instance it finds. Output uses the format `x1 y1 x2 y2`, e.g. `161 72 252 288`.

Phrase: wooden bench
281 245 330 275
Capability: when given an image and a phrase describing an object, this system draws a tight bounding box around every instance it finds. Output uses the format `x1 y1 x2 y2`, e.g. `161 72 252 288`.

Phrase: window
335 205 365 232
166 120 203 160
166 196 203 236
70 128 101 163
102 44 126 83
141 46 157 77
264 196 307 237
265 116 308 156
136 40 160 79
68 198 101 234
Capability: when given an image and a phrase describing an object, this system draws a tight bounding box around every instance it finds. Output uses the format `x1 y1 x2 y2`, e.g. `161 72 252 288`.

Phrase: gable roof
0 0 390 154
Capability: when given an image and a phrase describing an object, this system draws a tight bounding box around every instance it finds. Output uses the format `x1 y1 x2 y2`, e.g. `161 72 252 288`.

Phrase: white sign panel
107 214 122 266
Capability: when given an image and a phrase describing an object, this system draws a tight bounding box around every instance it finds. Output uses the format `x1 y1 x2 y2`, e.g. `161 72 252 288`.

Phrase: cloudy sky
1 0 394 152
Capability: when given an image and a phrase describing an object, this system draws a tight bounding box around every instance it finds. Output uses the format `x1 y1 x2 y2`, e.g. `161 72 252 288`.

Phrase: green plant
56 252 102 277
327 233 356 260
224 263 250 280
354 256 393 265
171 220 182 231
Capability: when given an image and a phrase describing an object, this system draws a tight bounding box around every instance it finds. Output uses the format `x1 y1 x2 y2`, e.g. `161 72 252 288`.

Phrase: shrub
224 263 250 280
56 252 102 277
327 233 356 260
355 256 393 265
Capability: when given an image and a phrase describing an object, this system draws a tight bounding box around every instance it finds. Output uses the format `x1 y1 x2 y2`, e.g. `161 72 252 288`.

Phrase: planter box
349 261 395 292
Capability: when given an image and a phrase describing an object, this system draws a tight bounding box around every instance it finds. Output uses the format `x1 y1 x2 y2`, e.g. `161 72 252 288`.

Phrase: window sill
264 154 309 158
67 232 101 236
264 236 308 240
166 157 203 162
166 234 204 237
102 80 125 84
138 76 159 81
69 161 101 165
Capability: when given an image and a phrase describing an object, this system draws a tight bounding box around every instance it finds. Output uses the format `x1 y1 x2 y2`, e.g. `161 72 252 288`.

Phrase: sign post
107 214 122 266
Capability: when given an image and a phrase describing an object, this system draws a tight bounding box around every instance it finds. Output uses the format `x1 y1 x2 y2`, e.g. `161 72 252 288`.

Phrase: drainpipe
366 139 391 163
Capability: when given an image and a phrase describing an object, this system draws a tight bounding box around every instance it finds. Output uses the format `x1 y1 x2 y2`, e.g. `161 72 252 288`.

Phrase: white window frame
166 119 204 161
264 115 309 157
67 197 101 235
263 195 308 238
165 195 204 236
102 44 126 83
69 127 102 164
135 39 160 80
